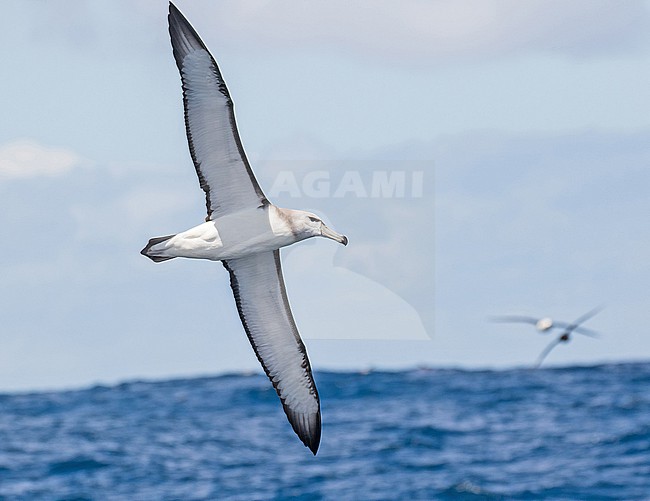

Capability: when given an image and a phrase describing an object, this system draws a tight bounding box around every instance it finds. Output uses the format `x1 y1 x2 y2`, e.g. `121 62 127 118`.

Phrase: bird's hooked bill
321 224 348 246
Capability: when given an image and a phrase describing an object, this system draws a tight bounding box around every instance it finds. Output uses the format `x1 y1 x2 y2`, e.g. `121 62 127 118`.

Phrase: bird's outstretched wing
567 306 604 329
223 250 321 454
534 337 563 368
489 315 539 326
169 3 268 220
552 322 600 338
558 306 604 337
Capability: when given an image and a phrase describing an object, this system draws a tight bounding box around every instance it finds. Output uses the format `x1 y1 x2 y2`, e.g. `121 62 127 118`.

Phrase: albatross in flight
489 311 601 338
490 307 603 368
141 3 348 455
533 306 603 368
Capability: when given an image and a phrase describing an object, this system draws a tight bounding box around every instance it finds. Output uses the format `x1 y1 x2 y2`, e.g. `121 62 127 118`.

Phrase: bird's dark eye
308 216 319 223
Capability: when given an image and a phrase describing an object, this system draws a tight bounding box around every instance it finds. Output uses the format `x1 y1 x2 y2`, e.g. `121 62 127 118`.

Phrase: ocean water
1 363 649 500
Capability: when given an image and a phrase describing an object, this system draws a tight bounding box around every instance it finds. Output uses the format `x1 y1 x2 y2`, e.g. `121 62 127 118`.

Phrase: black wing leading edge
168 3 268 220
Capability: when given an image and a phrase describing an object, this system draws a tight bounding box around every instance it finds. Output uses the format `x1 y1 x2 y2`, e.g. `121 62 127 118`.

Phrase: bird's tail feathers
141 235 176 262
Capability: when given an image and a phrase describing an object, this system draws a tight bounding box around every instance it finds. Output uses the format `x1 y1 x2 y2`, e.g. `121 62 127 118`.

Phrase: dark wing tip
168 1 212 68
168 2 183 31
168 2 187 26
285 408 321 455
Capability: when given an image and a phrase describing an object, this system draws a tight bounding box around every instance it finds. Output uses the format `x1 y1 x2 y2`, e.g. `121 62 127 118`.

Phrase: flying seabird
489 313 600 338
141 3 348 455
533 306 603 368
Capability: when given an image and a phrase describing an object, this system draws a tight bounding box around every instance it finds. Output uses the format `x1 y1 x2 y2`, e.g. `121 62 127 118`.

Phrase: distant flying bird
489 314 600 338
141 3 348 455
533 306 603 368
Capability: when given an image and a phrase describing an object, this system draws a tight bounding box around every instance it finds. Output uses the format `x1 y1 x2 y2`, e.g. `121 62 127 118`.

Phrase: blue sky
1 1 650 391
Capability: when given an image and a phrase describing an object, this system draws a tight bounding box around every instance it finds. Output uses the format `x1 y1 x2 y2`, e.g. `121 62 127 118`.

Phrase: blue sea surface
1 363 649 500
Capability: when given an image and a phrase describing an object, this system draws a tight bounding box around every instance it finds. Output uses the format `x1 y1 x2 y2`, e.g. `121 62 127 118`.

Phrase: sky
1 0 650 391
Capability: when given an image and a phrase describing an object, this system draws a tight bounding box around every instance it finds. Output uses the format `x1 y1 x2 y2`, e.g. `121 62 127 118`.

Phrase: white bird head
536 317 553 332
281 209 348 246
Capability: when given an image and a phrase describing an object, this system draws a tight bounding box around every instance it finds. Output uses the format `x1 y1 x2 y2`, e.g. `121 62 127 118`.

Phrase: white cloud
0 140 84 180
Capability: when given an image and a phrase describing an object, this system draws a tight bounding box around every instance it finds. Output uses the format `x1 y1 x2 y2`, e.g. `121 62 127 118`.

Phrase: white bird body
145 205 336 262
535 317 554 332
